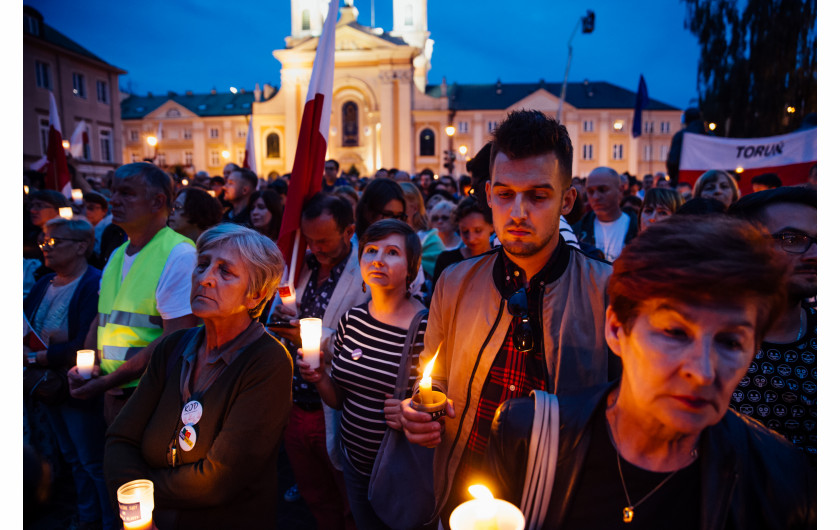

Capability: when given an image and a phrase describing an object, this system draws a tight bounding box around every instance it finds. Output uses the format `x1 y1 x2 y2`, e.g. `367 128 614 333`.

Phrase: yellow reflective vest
97 227 193 387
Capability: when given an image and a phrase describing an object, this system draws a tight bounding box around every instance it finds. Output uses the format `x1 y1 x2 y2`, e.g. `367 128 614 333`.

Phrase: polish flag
43 92 72 198
69 120 90 159
242 117 256 171
277 0 339 282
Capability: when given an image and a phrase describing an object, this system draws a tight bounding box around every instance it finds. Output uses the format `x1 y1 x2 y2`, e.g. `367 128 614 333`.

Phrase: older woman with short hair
104 224 293 529
693 169 741 209
487 214 815 529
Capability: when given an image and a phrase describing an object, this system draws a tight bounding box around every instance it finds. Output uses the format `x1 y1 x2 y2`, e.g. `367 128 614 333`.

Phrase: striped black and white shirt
330 304 427 476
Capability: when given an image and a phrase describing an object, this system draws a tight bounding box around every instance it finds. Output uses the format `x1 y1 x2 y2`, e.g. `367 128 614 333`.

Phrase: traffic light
582 10 595 33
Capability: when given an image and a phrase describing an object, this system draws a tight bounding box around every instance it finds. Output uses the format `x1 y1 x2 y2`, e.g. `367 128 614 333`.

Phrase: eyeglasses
430 215 450 223
379 210 407 222
508 287 534 352
38 237 85 250
770 232 816 254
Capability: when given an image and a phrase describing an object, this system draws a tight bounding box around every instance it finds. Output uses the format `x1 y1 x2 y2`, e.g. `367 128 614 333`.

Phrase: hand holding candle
76 349 95 380
411 345 447 420
449 484 524 530
419 348 439 405
299 317 322 370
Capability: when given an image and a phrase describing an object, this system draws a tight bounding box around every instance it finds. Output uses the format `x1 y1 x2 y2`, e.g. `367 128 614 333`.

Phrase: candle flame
422 346 441 381
468 484 494 502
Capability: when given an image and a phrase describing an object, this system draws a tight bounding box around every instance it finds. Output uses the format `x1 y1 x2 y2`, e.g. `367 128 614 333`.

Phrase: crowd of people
23 108 816 529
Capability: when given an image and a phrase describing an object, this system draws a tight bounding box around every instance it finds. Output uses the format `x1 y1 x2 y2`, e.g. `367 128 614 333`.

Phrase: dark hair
419 168 434 178
453 195 492 225
466 141 493 211
115 162 173 207
728 186 816 225
458 175 472 195
355 178 405 237
620 195 643 210
358 219 422 286
248 189 284 240
30 189 69 209
608 215 788 344
332 185 359 205
302 192 354 231
489 110 573 188
325 159 339 171
675 197 727 216
268 178 288 195
641 188 684 214
233 168 258 190
210 176 225 186
176 187 223 230
750 173 783 189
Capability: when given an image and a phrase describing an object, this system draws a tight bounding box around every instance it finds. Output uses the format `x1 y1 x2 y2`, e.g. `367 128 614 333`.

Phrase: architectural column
396 70 413 171
598 111 609 166
377 71 395 169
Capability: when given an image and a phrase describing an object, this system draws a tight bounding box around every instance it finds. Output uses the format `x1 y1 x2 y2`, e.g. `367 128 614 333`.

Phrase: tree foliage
683 0 816 137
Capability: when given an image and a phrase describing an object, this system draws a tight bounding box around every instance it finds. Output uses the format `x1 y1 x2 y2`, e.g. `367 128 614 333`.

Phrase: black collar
492 237 571 299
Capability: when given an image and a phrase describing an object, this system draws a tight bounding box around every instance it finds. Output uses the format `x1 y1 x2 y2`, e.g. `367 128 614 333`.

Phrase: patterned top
292 252 350 409
730 306 816 462
330 304 427 476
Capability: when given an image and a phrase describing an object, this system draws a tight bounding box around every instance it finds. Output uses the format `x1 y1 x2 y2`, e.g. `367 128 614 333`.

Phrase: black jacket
486 383 816 530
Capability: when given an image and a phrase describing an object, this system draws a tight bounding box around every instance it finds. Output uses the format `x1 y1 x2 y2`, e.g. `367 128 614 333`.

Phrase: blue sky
26 0 702 109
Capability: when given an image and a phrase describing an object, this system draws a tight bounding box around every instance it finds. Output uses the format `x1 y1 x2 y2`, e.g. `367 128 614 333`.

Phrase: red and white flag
242 117 256 171
43 92 72 198
69 120 90 159
277 0 339 281
679 128 816 195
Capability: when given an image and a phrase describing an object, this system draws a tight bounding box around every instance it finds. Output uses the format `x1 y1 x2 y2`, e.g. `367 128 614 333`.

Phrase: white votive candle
76 349 95 380
299 317 322 370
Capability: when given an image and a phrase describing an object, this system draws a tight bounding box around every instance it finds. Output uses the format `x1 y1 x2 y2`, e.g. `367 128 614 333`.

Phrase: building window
185 151 193 165
582 120 594 133
129 129 139 142
210 150 220 166
237 127 247 138
184 128 192 139
660 145 669 161
100 129 113 163
660 121 671 134
613 120 625 132
72 73 86 98
96 80 109 103
166 108 181 117
644 145 653 161
458 121 469 134
582 144 594 160
24 14 40 36
612 144 624 160
342 101 359 147
643 121 654 134
209 128 219 139
266 133 280 158
487 121 499 133
419 128 435 156
38 117 50 155
236 149 245 164
302 9 311 31
35 61 51 90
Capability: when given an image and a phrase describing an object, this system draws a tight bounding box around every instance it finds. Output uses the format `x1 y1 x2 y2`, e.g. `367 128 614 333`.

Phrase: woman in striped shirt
299 219 427 529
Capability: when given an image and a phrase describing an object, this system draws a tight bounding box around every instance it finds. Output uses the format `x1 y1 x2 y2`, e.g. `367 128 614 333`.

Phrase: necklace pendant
623 506 634 523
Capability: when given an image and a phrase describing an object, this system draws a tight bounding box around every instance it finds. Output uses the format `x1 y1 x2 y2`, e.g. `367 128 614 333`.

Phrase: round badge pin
351 348 363 360
181 400 203 426
179 424 197 452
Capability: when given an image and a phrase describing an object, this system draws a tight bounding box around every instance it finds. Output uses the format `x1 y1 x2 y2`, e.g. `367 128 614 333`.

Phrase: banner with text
679 128 816 194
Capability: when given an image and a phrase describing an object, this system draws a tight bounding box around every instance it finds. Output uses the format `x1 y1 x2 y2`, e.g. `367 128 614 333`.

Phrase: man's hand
399 396 456 448
68 365 107 400
266 318 301 345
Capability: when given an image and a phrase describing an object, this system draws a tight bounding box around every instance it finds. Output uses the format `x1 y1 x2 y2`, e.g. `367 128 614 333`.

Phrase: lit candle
278 283 297 315
59 207 73 219
117 479 155 530
181 178 189 186
419 348 440 405
76 349 95 380
449 484 525 530
24 185 29 195
207 189 216 198
299 317 322 370
71 188 83 203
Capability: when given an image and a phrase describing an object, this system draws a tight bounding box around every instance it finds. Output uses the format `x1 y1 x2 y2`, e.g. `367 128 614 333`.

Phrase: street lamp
557 10 595 123
146 136 158 147
222 150 231 159
445 126 455 137
708 122 717 131
458 145 467 156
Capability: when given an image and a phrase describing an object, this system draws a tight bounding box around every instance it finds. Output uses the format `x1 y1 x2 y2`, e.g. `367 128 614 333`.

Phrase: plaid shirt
450 244 566 504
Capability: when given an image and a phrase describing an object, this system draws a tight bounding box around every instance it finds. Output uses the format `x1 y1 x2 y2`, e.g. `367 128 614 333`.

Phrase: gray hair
195 223 285 319
429 199 457 222
115 162 174 208
44 217 95 258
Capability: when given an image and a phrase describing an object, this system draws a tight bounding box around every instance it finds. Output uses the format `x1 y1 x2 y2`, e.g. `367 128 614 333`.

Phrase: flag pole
289 231 301 286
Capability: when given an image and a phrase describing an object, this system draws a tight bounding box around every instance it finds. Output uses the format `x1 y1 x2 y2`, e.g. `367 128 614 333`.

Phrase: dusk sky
26 0 702 110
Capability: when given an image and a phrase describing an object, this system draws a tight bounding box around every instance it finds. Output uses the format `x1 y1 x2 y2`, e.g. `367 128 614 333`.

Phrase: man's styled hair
750 173 783 189
608 215 788 345
233 168 258 191
728 186 816 225
115 162 173 207
177 187 224 230
302 192 354 231
489 110 573 188
358 219 422 285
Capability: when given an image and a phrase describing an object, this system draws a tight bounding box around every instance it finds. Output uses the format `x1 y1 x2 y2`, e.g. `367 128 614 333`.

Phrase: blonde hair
399 181 428 231
692 170 741 206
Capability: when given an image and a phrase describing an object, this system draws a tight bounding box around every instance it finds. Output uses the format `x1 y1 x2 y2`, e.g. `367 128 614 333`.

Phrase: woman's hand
384 393 403 430
296 350 326 384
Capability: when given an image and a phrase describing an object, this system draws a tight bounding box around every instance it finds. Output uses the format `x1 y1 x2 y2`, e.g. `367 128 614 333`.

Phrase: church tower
290 0 332 39
391 0 433 92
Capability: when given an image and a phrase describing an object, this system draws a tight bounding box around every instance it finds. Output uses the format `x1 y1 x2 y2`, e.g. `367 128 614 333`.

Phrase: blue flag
632 75 649 138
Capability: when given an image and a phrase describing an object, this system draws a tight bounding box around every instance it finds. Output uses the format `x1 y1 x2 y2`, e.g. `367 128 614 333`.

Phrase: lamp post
557 10 595 123
145 135 158 164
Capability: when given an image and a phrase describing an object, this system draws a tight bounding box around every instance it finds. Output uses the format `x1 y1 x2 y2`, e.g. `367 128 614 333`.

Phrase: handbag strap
521 389 560 530
392 308 429 400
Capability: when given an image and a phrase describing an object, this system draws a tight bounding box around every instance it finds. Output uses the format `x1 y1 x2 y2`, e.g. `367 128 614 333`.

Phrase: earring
362 282 366 293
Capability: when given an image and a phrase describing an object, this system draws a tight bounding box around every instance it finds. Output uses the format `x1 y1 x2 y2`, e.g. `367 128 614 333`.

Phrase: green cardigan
104 327 293 530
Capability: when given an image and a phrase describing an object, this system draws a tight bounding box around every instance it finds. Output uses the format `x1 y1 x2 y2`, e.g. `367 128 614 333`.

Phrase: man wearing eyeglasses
399 109 615 526
728 186 817 465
